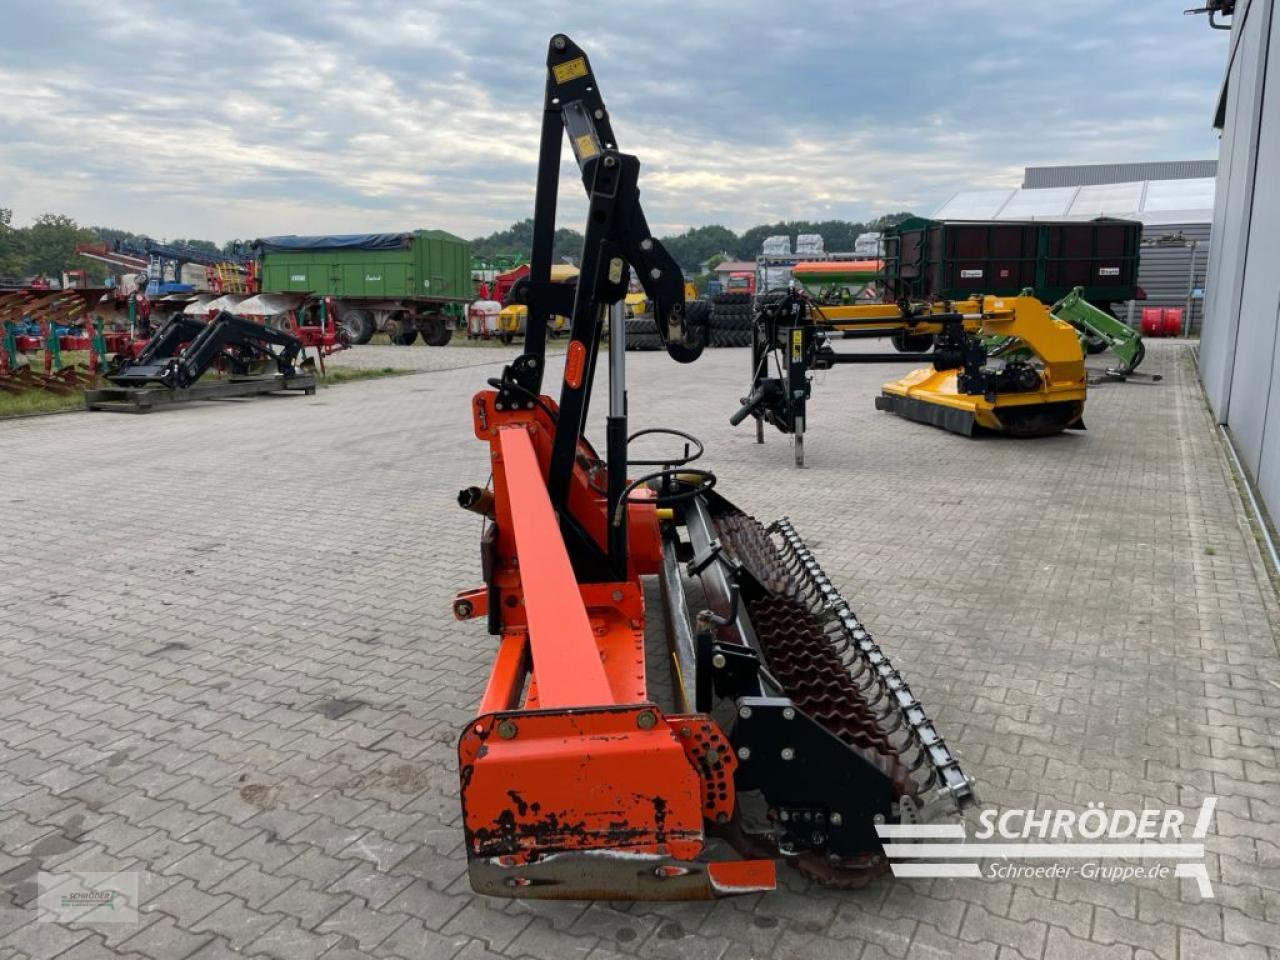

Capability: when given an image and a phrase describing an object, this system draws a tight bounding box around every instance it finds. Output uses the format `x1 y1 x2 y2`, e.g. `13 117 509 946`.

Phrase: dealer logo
879 797 1217 897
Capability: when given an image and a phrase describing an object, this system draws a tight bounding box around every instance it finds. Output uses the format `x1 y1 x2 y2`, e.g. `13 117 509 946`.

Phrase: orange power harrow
450 35 976 902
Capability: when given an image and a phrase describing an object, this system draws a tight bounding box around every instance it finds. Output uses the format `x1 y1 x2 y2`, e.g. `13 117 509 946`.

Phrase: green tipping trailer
254 230 471 346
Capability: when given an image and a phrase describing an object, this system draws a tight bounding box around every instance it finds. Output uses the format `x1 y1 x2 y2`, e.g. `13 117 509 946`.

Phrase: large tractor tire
712 311 753 331
684 299 712 343
421 316 453 347
712 291 752 309
389 314 419 345
339 309 375 345
710 327 752 348
625 316 661 350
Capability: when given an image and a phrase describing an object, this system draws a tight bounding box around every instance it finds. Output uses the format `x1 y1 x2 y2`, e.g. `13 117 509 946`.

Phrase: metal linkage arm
110 311 301 389
131 316 207 366
502 36 699 403
170 313 301 388
497 33 707 580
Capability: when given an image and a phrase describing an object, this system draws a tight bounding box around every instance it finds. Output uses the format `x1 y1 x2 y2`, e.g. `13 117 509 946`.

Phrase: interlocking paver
141 877 231 928
261 879 349 929
188 896 285 950
2 341 1278 960
117 915 212 960
245 916 342 960
210 861 294 909
0 919 89 960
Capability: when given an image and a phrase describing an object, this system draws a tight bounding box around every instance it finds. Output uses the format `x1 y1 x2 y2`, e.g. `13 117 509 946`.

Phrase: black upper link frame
496 34 705 581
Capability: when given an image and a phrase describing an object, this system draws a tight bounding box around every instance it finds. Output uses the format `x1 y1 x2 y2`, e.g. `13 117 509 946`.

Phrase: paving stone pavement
1 339 1278 960
323 340 565 374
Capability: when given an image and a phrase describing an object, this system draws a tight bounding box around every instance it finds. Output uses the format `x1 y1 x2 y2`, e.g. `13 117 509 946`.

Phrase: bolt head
453 600 473 619
640 238 654 251
552 35 567 50
782 706 795 720
830 813 843 826
781 747 795 761
649 268 662 280
497 720 518 740
636 710 657 730
738 706 752 720
603 155 617 168
711 653 726 669
737 746 751 761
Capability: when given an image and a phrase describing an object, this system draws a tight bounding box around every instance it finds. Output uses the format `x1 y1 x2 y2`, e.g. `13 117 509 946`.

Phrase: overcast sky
0 1 1230 242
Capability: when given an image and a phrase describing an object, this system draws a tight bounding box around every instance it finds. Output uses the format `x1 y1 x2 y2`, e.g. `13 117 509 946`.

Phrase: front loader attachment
1050 287 1157 381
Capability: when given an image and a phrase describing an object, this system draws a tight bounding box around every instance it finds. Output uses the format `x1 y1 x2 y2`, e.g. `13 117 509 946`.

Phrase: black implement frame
733 292 979 466
497 34 705 581
109 310 304 390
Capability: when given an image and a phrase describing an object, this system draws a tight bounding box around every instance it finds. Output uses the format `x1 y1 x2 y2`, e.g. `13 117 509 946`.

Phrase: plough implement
733 290 1088 465
451 35 976 901
0 288 119 393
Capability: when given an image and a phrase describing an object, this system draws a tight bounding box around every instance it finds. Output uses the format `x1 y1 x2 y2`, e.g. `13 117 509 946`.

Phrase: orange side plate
454 395 775 899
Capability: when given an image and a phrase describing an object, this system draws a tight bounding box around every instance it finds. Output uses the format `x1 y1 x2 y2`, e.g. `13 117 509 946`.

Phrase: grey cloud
0 0 1229 241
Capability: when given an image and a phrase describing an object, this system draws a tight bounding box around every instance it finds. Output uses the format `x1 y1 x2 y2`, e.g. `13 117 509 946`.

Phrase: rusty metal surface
458 707 706 867
468 849 774 901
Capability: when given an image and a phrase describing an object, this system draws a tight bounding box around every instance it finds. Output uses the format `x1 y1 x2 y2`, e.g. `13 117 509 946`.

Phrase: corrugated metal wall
1199 0 1280 522
1126 223 1211 330
1023 160 1217 188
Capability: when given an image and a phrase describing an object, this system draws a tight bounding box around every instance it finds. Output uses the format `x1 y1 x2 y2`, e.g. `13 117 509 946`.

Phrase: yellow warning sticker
574 133 599 160
553 57 589 83
791 328 803 362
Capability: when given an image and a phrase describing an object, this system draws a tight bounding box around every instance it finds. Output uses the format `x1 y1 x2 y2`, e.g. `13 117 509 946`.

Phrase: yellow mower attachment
877 295 1086 437
734 291 1087 464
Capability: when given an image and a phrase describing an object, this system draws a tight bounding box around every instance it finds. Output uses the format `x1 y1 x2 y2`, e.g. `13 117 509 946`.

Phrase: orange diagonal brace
498 426 613 708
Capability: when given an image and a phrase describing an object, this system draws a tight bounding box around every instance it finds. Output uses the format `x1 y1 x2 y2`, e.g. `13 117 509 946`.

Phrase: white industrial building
1199 0 1280 529
936 163 1215 329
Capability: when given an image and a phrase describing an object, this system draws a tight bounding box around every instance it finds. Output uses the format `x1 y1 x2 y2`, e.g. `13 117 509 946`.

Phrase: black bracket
731 696 895 858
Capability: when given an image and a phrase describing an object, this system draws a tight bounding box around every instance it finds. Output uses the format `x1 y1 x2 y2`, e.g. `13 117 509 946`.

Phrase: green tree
469 214 917 275
0 207 24 277
868 211 915 231
24 214 106 282
662 225 738 274
471 218 586 266
166 238 219 254
91 226 147 248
